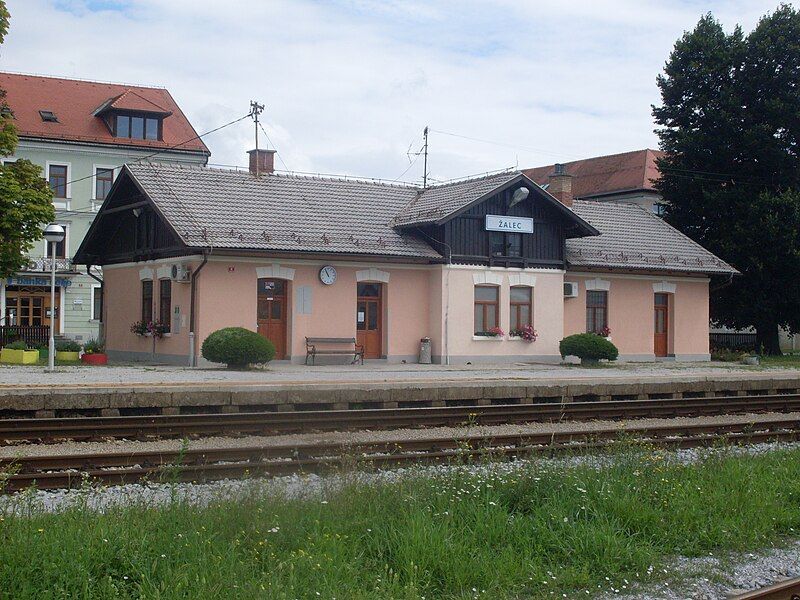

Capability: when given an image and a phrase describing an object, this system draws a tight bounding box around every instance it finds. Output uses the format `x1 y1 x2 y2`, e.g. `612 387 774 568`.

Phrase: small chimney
548 163 573 208
248 148 276 176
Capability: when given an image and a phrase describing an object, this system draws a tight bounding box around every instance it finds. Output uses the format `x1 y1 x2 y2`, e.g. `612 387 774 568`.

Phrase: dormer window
113 113 161 140
39 110 58 122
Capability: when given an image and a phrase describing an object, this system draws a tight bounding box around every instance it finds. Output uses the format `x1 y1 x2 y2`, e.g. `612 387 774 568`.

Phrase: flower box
0 348 39 365
81 353 108 365
57 351 80 362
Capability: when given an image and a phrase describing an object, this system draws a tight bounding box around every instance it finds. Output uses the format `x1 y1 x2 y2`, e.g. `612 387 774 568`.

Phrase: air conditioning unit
563 282 578 298
171 263 191 282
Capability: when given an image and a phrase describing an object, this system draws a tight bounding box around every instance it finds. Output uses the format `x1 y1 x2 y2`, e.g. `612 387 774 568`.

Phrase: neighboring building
525 149 665 215
0 73 210 343
74 150 737 365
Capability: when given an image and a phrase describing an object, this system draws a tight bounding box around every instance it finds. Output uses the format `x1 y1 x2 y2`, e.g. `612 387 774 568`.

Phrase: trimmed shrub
559 333 619 361
56 340 81 352
5 340 29 350
201 327 275 369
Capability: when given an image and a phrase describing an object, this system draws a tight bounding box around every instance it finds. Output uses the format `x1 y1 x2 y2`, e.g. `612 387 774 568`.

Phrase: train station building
74 151 738 365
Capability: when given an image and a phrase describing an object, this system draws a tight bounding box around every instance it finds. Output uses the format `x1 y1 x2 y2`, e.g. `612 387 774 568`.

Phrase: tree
653 5 800 354
0 0 55 278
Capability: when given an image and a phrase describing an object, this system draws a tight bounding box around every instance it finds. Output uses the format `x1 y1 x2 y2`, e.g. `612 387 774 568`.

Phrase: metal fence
710 332 757 351
0 326 50 348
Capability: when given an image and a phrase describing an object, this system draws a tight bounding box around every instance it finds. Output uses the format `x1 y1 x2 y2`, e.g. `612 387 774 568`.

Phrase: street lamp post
43 224 65 372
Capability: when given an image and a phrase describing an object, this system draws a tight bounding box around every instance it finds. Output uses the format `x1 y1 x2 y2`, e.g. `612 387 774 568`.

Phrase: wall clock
319 265 337 285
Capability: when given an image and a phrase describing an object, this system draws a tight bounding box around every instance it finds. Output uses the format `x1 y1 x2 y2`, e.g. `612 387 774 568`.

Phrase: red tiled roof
523 149 663 198
0 72 209 155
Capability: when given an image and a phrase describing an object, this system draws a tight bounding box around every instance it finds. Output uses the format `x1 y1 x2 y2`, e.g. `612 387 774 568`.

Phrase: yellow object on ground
0 348 39 364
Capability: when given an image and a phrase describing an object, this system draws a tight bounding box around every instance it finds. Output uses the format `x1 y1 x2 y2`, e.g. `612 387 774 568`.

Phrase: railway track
3 415 800 493
730 576 800 599
2 392 800 444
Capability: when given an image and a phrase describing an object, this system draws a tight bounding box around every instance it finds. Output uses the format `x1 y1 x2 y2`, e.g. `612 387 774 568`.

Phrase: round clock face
319 265 337 285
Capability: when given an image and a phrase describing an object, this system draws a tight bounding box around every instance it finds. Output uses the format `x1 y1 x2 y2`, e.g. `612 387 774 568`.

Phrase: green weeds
1 445 799 598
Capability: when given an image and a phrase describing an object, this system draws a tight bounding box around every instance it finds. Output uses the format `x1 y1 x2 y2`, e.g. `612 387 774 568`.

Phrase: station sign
6 276 72 288
485 215 534 234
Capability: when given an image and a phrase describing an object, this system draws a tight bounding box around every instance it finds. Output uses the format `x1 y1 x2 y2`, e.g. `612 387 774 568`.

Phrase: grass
2 446 800 599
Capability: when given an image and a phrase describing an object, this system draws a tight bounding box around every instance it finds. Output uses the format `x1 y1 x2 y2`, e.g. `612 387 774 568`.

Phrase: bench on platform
305 337 364 365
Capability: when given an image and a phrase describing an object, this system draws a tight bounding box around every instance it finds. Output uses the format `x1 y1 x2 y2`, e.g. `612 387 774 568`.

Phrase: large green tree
0 0 55 279
654 5 800 354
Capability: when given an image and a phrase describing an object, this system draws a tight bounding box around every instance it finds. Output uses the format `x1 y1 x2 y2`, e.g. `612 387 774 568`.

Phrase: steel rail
4 415 800 492
2 393 800 444
728 576 800 599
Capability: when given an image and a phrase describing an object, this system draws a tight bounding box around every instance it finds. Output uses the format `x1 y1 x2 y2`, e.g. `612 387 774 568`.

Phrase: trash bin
419 337 432 364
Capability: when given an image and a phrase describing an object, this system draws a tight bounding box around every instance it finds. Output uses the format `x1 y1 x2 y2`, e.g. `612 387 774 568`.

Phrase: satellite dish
510 186 530 208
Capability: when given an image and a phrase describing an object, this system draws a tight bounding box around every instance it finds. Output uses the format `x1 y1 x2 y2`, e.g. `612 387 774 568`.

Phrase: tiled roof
127 162 439 259
117 163 736 274
393 170 521 226
568 200 738 275
94 90 172 116
525 149 663 198
0 72 209 154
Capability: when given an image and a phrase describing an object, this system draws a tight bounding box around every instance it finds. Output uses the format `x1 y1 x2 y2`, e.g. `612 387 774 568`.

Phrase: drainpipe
188 251 210 367
86 265 104 341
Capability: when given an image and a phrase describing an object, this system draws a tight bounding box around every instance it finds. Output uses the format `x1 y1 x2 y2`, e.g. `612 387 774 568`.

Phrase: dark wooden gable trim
73 166 195 266
434 173 599 238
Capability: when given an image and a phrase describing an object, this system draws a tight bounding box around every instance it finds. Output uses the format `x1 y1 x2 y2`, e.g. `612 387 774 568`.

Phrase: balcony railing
21 257 74 273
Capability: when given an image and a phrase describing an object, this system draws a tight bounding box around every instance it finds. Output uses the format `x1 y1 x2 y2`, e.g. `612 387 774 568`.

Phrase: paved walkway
0 360 795 388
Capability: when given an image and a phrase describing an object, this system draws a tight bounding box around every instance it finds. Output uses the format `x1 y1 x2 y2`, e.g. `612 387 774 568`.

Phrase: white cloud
1 0 783 183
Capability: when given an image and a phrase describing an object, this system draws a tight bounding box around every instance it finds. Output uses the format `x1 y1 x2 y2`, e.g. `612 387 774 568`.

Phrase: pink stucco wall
563 274 710 359
102 258 711 364
436 267 565 362
103 262 196 361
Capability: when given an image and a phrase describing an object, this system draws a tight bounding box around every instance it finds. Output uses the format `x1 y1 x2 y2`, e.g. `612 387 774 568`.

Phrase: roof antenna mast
423 125 429 188
250 100 265 176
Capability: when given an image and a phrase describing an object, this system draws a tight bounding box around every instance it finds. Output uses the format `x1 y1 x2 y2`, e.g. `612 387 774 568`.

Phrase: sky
0 0 787 184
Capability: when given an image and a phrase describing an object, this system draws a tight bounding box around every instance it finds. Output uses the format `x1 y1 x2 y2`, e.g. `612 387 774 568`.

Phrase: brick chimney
248 148 276 176
548 163 573 208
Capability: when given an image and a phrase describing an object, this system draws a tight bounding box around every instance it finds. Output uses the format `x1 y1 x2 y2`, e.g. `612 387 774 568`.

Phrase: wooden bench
305 337 364 365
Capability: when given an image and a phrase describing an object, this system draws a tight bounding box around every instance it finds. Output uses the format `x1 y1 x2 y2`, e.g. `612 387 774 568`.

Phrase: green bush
201 327 275 368
5 340 29 350
55 340 81 352
711 347 744 362
559 333 619 361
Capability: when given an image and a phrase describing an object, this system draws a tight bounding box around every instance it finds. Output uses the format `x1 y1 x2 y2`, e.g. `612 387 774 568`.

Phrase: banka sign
485 215 534 234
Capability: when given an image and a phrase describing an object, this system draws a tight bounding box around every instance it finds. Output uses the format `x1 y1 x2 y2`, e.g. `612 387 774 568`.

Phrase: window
159 279 172 333
141 280 153 323
653 202 667 216
44 224 67 259
48 164 68 198
489 232 522 257
91 285 102 321
95 168 114 200
145 118 159 140
38 110 58 122
510 286 532 332
114 113 162 140
474 285 499 335
586 290 608 334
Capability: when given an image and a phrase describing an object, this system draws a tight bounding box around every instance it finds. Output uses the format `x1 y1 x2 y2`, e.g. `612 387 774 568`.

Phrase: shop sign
485 215 533 234
6 276 72 288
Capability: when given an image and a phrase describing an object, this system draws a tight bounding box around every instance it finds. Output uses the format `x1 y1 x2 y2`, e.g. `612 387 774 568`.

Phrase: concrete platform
1 363 799 418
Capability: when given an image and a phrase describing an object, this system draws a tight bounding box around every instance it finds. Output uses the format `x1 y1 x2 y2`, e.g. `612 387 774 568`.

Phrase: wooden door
654 293 669 357
257 278 288 359
356 283 382 359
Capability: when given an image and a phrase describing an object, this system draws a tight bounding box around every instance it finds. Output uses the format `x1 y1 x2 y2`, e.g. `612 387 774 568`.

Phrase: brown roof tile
0 72 209 155
524 149 663 198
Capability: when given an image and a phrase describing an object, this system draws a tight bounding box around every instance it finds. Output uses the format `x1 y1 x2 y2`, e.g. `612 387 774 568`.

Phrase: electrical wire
42 111 254 215
428 128 578 160
257 121 290 172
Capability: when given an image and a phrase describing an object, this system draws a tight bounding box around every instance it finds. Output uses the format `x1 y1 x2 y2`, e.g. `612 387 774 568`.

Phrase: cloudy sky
1 0 785 183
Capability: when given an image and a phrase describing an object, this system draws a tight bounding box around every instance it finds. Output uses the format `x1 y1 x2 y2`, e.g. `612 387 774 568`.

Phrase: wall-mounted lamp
132 208 142 218
509 186 530 208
